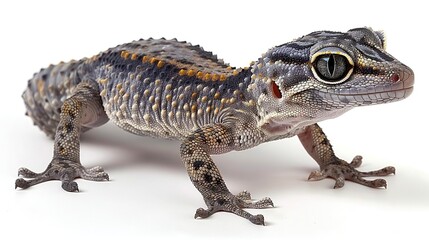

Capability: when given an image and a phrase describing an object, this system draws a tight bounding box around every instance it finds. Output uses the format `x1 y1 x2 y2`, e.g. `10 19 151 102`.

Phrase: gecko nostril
390 73 400 82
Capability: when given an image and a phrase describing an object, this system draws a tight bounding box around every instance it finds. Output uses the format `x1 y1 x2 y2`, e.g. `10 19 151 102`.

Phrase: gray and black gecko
17 28 414 225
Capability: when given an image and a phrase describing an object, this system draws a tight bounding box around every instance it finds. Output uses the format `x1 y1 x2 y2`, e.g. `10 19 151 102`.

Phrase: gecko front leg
181 124 273 225
298 124 395 189
16 82 109 191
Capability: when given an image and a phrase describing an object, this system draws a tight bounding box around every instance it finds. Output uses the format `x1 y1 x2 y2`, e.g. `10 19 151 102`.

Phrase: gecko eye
311 48 354 84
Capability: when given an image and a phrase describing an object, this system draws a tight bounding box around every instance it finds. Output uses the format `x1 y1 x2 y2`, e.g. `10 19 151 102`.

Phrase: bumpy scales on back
17 28 414 225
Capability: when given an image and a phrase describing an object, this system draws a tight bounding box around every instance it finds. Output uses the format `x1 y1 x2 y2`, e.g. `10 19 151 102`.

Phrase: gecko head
248 27 414 136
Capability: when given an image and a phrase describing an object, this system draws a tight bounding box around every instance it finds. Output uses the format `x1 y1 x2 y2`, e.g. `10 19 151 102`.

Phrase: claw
308 170 327 181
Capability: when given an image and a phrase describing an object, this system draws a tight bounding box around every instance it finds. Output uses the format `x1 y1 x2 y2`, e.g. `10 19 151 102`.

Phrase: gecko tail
22 60 86 138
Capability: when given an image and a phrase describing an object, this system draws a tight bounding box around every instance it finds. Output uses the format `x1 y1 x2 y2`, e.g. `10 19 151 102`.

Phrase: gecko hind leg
15 82 109 192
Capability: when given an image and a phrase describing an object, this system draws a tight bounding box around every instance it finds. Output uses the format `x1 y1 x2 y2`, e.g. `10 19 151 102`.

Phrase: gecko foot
16 159 109 192
308 155 395 189
194 192 274 225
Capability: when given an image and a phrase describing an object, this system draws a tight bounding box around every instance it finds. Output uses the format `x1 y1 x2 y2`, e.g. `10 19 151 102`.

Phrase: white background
1 0 428 239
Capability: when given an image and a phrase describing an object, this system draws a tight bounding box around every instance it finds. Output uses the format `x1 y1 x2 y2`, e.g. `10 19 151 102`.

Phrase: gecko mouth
317 86 413 106
316 69 414 106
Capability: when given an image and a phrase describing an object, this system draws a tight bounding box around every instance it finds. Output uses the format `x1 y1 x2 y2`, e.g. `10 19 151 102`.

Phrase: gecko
16 27 414 225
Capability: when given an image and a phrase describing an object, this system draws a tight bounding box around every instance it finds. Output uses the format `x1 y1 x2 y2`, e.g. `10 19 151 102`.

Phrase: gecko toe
194 208 212 219
15 178 30 189
333 175 345 189
18 167 40 178
250 214 265 225
236 190 251 201
308 170 328 181
61 181 79 192
350 155 363 168
80 169 110 181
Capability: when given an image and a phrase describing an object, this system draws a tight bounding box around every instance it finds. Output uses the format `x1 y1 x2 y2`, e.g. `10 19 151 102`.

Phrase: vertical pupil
328 54 335 76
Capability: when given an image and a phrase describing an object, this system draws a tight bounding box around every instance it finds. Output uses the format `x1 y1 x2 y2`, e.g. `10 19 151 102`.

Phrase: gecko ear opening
271 81 282 99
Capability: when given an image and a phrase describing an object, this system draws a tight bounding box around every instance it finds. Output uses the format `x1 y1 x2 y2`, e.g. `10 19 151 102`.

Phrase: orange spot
179 69 186 76
157 60 165 68
196 71 204 79
187 69 196 77
131 53 138 60
211 74 219 81
220 74 226 81
121 51 129 59
142 56 150 63
150 57 157 64
203 73 211 81
232 70 239 76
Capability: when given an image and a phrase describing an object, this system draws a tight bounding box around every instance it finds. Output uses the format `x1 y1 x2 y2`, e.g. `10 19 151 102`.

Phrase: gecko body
17 28 414 225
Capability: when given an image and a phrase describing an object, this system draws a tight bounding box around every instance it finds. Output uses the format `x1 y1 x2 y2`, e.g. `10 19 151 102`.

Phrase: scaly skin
17 28 414 225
